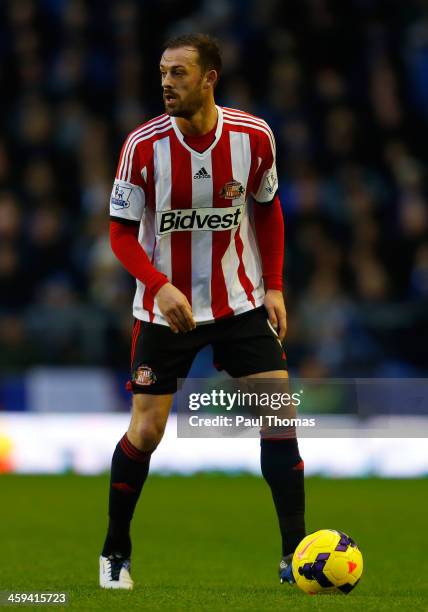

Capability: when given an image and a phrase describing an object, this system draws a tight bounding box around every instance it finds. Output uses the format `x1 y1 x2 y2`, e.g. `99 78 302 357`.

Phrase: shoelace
107 556 129 581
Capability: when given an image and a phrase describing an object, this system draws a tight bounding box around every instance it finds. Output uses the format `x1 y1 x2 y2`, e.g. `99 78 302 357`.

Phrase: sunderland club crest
132 364 157 386
219 179 245 199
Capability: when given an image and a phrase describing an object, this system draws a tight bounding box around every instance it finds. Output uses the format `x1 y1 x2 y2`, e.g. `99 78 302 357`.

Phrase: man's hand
264 289 287 341
154 282 196 333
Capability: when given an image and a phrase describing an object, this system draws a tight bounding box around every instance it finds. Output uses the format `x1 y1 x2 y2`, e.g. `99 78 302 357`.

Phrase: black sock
102 433 152 558
260 437 306 557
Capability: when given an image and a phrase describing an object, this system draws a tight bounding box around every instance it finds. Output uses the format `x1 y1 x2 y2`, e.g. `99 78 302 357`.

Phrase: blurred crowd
0 0 427 376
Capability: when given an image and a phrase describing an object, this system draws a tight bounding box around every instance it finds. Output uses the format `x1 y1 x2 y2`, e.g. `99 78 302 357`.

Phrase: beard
165 103 194 118
163 85 204 118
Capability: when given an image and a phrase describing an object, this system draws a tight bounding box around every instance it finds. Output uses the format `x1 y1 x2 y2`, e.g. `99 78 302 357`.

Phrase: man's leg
212 309 305 581
100 393 173 587
247 371 306 577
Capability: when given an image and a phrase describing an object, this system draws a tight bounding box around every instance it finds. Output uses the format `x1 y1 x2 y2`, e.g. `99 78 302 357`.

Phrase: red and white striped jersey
109 105 279 325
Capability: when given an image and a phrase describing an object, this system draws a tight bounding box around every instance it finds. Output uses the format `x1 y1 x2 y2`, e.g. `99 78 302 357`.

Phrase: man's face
160 47 207 118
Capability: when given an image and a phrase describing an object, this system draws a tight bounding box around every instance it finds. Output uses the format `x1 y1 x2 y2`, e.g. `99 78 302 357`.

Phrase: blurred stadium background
0 0 427 475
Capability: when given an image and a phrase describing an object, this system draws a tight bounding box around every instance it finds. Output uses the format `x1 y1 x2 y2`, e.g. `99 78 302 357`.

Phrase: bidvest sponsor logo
156 205 244 235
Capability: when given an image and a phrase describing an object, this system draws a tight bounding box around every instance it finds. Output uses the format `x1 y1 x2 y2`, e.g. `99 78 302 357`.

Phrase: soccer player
100 33 305 589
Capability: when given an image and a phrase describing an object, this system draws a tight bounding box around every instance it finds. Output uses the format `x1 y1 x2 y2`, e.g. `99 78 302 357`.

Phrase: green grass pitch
1 475 427 611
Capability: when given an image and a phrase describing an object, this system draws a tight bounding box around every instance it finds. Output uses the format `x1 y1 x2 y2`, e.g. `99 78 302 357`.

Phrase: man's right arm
110 136 195 332
110 220 196 333
110 221 195 333
110 220 168 297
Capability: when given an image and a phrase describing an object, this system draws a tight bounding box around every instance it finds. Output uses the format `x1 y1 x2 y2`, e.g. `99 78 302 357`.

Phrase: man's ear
204 69 218 89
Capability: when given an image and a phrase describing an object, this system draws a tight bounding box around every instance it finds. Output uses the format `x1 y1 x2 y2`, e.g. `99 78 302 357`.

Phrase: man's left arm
250 124 286 341
253 195 287 341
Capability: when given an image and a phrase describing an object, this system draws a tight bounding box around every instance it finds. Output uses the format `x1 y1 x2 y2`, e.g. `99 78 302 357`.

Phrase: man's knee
128 414 165 452
128 394 173 451
134 419 165 448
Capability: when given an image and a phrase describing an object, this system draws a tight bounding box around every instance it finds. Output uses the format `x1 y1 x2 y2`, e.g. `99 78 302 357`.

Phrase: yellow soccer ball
292 529 363 595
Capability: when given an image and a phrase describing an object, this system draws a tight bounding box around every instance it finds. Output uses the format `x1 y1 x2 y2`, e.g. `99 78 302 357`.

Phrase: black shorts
129 306 287 394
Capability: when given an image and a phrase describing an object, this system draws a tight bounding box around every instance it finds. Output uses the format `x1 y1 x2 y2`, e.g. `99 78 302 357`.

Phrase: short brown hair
163 33 222 78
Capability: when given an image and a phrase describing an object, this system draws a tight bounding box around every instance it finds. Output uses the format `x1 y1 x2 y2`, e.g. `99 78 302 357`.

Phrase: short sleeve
109 134 147 222
109 179 145 222
251 128 279 205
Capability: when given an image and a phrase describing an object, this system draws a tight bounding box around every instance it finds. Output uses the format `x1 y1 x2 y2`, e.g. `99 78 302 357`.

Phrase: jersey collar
170 105 223 158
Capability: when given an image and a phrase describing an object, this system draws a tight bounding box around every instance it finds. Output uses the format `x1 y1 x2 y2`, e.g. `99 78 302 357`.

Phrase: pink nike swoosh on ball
297 535 322 559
